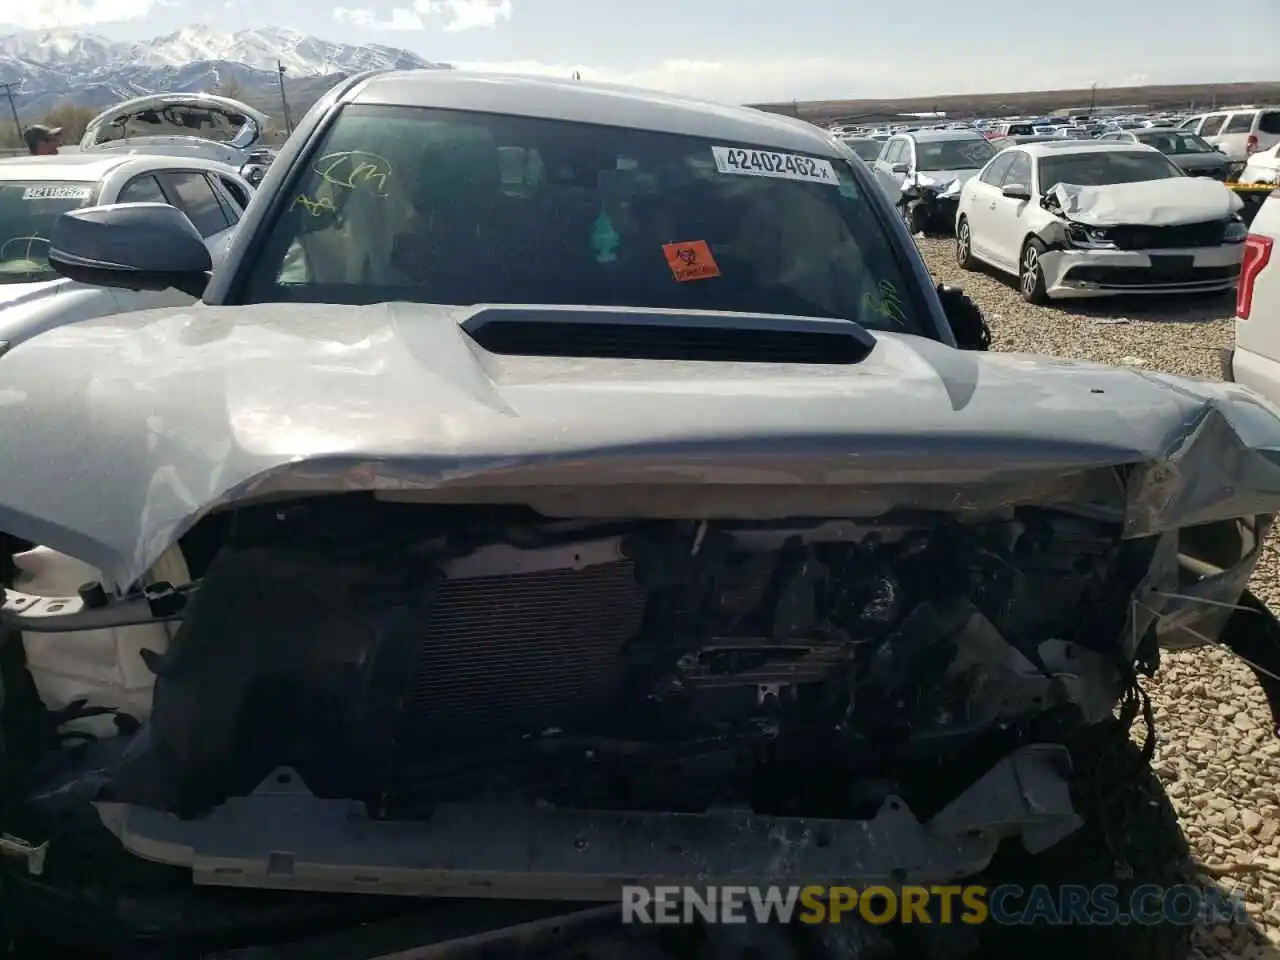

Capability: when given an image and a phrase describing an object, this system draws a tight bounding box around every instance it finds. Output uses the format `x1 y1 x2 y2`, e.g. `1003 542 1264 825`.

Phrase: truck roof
346 70 843 157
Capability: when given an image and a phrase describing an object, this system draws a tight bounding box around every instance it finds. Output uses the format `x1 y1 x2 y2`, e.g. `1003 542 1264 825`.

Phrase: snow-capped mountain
0 26 450 120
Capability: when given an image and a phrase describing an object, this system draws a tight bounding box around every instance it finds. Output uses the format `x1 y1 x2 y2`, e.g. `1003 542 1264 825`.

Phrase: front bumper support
94 745 1082 901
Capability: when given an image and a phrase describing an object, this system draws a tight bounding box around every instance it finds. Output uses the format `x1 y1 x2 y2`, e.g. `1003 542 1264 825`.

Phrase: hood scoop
461 306 876 364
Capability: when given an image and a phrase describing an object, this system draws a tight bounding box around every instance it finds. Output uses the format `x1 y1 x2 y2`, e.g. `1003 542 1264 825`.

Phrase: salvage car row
2 70 1280 960
834 104 1280 182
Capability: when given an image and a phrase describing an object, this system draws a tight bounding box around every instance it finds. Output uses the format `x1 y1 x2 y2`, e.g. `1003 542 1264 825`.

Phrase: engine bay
0 495 1194 953
3 496 1154 819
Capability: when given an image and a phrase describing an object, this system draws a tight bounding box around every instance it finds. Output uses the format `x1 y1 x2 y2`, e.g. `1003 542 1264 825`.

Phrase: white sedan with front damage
0 152 252 348
955 140 1247 303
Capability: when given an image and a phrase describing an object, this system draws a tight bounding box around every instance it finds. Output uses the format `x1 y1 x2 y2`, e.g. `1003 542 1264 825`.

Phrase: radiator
404 543 648 740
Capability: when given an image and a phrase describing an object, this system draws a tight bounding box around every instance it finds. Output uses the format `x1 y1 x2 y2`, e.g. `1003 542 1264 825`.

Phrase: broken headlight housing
1066 223 1117 250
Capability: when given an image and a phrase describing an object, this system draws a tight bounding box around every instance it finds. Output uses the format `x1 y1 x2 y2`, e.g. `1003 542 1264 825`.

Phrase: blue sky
10 0 1279 102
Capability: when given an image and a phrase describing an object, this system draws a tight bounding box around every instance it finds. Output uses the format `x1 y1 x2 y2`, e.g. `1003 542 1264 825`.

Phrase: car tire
1019 237 1049 304
978 723 1195 960
956 216 976 270
906 203 928 237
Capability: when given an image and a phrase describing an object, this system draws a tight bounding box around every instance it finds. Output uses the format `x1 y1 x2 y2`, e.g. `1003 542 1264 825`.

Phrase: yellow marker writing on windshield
292 194 337 217
864 280 909 326
314 151 392 195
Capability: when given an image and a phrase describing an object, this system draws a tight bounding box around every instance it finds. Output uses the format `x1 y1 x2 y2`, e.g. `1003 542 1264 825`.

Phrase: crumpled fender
1035 217 1071 250
937 178 963 200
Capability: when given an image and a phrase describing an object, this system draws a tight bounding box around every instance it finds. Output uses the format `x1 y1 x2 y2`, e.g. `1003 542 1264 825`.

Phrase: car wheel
978 724 1195 960
1019 238 1049 304
956 217 976 270
906 203 928 237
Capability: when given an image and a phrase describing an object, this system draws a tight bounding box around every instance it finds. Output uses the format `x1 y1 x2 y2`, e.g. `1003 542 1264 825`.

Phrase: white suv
1180 108 1280 170
1227 189 1280 395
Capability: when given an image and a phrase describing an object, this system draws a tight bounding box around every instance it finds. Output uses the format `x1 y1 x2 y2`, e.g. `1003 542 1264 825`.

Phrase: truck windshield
0 181 96 284
238 104 932 337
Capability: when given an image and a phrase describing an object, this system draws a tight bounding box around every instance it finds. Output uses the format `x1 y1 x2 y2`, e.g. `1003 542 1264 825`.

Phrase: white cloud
334 0 510 33
334 6 425 30
415 0 512 31
3 0 155 28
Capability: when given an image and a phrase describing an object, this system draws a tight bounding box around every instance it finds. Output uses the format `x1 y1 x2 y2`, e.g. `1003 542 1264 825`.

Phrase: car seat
390 132 505 299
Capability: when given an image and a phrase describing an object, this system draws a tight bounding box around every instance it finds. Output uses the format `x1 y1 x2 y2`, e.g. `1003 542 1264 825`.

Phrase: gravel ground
916 236 1278 959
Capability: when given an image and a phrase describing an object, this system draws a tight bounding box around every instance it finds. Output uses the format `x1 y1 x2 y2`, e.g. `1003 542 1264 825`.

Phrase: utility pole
276 62 293 135
1090 82 1097 116
0 82 23 146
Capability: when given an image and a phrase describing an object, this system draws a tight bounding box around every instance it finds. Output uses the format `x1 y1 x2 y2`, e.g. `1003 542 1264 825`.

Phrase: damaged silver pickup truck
3 70 1280 960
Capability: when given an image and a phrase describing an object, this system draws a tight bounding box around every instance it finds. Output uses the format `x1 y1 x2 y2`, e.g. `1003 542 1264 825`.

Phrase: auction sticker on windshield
21 185 92 201
711 146 837 185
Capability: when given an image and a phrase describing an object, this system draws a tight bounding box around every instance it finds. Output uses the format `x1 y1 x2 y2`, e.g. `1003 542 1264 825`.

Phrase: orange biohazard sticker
662 240 721 282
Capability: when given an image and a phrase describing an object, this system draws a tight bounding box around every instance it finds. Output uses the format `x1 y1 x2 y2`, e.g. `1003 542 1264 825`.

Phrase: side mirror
936 283 990 351
49 202 212 299
1001 183 1032 201
891 162 910 174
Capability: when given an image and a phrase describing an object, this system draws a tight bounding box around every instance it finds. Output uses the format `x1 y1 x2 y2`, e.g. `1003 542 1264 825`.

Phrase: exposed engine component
0 500 1148 824
0 497 1231 957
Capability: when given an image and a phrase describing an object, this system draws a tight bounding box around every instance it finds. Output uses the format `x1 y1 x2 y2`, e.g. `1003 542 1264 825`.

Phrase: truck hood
2 301 1280 586
0 277 124 350
1047 176 1244 227
0 278 62 310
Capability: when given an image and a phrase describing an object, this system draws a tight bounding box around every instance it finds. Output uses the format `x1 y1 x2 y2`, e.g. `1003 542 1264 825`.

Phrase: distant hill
753 81 1280 123
0 26 450 124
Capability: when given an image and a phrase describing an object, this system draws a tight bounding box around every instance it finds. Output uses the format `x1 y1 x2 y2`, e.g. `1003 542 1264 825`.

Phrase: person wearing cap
23 124 62 156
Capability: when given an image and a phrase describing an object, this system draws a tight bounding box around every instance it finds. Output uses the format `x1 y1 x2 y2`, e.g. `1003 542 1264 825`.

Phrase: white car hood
912 169 980 196
1048 177 1244 227
79 92 268 164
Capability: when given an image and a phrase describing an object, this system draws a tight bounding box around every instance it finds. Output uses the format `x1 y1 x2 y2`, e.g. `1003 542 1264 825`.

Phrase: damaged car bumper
1039 244 1244 298
94 746 1081 900
900 177 966 234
